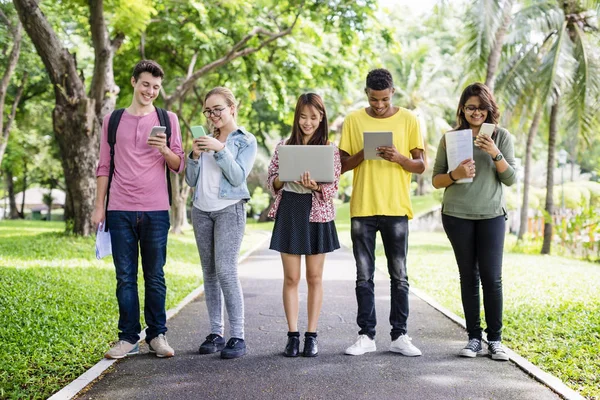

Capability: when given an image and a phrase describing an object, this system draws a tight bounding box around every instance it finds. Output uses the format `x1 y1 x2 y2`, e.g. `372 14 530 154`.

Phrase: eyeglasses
203 107 227 118
464 105 489 114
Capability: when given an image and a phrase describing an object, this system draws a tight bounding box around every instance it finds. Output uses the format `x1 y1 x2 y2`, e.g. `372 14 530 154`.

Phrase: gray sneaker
149 334 175 358
104 340 139 359
459 338 484 358
488 340 509 361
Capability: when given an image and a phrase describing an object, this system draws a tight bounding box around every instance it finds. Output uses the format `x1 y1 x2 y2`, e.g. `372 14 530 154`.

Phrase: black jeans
351 216 410 341
442 214 505 342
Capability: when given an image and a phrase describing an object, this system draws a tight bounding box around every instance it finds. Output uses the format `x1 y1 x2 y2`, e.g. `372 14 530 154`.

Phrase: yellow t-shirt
339 108 424 219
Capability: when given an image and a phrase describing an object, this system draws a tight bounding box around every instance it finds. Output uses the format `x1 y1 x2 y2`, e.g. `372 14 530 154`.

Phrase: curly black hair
366 68 394 91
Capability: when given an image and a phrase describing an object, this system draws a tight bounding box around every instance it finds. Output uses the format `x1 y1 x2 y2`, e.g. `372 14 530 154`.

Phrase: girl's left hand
196 136 226 152
474 134 499 157
295 171 319 191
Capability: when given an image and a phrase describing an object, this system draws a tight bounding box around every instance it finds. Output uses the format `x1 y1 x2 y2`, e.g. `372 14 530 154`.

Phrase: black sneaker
221 338 246 359
488 341 509 361
459 338 484 358
198 334 225 354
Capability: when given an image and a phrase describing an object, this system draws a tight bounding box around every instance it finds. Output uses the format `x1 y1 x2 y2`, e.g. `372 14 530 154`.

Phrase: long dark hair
455 83 500 136
286 93 329 146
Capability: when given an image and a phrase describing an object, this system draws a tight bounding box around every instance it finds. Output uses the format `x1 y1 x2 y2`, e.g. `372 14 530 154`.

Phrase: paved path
80 244 560 400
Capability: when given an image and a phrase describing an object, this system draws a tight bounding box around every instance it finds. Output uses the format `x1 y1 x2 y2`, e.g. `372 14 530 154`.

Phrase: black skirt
270 191 340 255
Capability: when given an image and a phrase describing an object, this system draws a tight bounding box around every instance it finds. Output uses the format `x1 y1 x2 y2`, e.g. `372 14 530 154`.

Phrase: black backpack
104 107 172 230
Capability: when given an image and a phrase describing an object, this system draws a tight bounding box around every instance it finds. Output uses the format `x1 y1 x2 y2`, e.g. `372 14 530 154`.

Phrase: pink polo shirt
96 109 185 211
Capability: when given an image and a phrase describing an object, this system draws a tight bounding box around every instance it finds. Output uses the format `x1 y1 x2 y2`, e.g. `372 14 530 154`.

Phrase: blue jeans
442 214 505 341
107 211 170 344
351 216 410 340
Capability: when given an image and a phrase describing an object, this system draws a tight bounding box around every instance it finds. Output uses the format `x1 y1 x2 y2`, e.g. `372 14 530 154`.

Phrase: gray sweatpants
191 202 246 339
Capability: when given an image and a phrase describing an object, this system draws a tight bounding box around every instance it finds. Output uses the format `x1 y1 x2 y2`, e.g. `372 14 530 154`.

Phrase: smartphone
479 123 495 137
149 126 166 137
191 125 206 139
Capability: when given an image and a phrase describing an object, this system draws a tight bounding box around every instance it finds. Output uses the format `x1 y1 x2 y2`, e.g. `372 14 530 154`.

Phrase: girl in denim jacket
267 93 341 358
185 87 257 359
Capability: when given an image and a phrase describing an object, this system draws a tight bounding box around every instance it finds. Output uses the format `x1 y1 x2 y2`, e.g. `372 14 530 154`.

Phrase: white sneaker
345 334 376 355
389 334 422 356
149 334 175 358
104 340 139 359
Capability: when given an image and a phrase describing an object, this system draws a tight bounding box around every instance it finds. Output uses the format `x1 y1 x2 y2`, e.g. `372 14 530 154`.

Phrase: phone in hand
479 123 495 137
191 125 207 139
149 126 166 137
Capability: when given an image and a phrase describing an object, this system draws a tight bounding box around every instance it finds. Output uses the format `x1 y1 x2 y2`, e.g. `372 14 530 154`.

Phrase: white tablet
278 145 335 183
363 131 393 160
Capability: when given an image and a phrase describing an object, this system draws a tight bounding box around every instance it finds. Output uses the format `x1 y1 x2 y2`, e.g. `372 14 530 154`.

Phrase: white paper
95 223 112 259
445 129 473 184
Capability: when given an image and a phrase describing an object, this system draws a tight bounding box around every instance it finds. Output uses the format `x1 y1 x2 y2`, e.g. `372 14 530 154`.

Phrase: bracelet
448 170 457 182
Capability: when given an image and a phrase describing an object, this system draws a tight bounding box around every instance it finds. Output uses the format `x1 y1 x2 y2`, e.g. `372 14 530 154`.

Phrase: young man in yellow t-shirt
339 68 425 356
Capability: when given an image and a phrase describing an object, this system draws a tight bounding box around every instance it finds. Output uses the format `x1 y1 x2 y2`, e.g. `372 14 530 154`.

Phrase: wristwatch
493 153 504 162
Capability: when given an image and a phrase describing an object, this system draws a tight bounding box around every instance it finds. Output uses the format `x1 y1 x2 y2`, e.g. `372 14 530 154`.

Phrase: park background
0 0 599 399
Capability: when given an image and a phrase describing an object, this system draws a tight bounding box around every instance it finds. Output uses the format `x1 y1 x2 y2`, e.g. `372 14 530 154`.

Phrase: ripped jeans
351 216 410 341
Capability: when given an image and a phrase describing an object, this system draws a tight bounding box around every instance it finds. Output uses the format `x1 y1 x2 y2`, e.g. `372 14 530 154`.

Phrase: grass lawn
336 214 600 399
0 220 269 400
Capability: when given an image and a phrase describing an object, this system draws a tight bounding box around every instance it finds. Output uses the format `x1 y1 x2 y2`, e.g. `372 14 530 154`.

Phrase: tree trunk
0 10 23 166
518 103 542 240
485 0 514 92
169 173 191 234
541 99 559 255
5 170 19 219
258 198 275 222
53 99 100 235
45 188 53 221
13 0 122 235
19 160 27 218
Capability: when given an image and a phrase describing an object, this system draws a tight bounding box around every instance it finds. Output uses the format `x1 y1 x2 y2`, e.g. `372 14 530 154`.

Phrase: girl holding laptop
266 93 341 358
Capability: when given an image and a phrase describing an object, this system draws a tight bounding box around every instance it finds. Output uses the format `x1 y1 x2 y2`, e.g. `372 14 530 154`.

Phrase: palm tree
497 0 600 254
462 0 517 91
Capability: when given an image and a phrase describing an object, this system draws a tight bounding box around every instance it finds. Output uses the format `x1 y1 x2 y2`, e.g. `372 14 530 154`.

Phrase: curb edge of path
48 231 272 400
409 286 585 400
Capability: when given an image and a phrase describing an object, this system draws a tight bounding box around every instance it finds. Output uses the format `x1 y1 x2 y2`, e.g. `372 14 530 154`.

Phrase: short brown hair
132 60 164 82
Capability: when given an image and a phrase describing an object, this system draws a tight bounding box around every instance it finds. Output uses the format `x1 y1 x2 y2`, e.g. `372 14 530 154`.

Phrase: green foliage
0 220 262 399
105 0 157 36
553 205 600 261
247 186 270 217
578 180 600 206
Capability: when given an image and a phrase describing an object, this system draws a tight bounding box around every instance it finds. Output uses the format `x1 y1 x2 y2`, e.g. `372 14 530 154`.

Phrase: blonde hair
205 87 238 139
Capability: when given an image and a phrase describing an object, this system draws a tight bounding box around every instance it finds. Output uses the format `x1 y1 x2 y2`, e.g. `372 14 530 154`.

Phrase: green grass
336 219 600 399
0 220 269 400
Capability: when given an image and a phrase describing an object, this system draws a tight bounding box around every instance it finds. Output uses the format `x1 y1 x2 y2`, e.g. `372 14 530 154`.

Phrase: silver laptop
278 145 335 182
363 131 393 160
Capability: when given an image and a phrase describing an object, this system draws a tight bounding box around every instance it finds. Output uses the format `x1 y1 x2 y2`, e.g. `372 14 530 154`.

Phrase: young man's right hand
91 206 105 231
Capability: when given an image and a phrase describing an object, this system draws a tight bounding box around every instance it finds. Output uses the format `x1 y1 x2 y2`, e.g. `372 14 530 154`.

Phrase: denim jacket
185 128 257 200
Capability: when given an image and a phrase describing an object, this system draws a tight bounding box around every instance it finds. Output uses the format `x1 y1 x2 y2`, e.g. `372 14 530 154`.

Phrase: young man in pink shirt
92 60 184 359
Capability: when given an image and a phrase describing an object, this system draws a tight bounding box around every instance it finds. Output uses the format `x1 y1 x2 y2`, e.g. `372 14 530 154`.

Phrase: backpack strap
105 108 125 232
155 107 172 206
